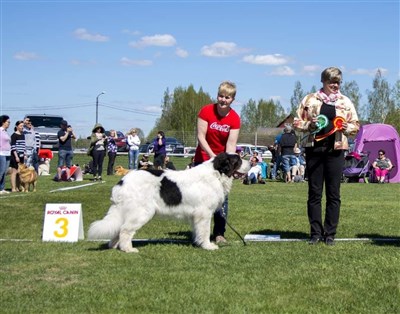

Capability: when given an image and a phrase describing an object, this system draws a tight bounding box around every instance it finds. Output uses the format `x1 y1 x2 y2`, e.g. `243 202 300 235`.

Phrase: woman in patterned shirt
107 130 118 175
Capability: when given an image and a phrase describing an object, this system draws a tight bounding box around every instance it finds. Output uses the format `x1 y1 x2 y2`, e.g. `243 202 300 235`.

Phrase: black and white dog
88 153 250 253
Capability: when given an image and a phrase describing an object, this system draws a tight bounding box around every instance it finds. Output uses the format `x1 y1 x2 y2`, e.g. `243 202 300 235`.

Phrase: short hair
218 81 236 98
321 67 342 83
378 149 386 155
284 124 292 133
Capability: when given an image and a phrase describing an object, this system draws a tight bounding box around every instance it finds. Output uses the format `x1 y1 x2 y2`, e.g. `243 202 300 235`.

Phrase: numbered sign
42 203 84 242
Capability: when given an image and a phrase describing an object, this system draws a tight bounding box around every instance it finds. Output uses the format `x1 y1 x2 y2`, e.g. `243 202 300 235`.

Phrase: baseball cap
60 120 68 126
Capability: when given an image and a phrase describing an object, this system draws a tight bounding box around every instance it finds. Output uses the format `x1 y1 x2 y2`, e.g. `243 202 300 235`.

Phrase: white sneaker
0 190 10 194
215 235 228 244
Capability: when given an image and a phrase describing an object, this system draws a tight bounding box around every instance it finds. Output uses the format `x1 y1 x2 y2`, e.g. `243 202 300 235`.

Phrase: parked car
148 137 185 155
236 143 272 159
106 130 127 152
139 143 152 154
24 114 64 150
255 145 272 159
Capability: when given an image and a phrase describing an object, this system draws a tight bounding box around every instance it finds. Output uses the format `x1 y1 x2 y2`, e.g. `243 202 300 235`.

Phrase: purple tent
353 123 400 183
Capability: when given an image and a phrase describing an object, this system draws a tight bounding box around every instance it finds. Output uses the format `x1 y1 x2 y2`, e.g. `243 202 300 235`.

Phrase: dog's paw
120 247 139 253
201 242 219 250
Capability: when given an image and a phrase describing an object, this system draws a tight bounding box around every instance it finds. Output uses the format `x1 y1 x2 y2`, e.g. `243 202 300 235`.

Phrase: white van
24 114 64 150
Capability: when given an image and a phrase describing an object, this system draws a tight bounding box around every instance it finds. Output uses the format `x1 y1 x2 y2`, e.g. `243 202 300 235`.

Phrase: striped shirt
11 132 26 156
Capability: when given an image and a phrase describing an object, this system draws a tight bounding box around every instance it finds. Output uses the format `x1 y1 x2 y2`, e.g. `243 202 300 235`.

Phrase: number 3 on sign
42 203 84 242
54 217 69 238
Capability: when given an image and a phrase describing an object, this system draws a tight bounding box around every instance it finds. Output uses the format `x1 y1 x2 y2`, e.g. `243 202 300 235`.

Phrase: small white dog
88 153 250 253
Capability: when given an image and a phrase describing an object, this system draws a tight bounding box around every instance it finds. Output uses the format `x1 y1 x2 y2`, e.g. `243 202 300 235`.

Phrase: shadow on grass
356 233 400 247
88 231 193 251
247 229 309 239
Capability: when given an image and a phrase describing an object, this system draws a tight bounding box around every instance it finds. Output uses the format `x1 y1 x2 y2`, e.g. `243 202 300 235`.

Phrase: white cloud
270 66 295 76
201 42 247 57
13 51 39 61
175 47 188 58
120 57 153 66
145 105 162 113
70 59 97 66
121 29 140 36
242 54 289 65
130 34 177 48
349 67 388 76
269 95 282 102
73 28 109 42
302 65 321 75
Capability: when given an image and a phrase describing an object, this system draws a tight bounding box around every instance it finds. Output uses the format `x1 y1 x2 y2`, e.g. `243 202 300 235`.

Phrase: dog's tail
87 204 123 240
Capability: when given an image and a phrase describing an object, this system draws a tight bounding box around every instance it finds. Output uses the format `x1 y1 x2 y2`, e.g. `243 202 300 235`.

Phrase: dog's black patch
145 169 164 177
160 177 182 206
117 179 124 186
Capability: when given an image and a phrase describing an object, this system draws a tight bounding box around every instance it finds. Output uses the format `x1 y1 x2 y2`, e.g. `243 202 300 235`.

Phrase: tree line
146 70 399 146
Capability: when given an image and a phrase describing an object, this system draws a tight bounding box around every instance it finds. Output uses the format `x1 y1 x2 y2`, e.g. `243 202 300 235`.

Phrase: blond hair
218 81 236 98
128 128 137 135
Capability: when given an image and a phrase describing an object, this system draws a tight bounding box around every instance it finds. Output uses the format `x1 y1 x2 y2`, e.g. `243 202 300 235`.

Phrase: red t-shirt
194 103 241 163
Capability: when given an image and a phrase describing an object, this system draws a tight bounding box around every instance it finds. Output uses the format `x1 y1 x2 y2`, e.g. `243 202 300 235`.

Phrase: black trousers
92 150 106 177
107 152 117 175
305 148 344 238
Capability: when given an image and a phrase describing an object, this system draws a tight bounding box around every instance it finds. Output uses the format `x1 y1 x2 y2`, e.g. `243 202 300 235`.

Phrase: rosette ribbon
300 114 329 141
315 116 345 142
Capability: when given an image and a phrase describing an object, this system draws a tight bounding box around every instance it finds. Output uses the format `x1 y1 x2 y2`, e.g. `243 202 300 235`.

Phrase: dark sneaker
325 237 335 246
308 237 321 245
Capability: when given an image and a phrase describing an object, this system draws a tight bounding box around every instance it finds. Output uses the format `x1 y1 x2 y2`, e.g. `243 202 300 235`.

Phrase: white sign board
42 203 84 242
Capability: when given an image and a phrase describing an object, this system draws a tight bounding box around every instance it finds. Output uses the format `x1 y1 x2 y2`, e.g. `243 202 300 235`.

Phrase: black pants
213 196 228 237
107 152 117 175
92 150 106 177
305 148 344 238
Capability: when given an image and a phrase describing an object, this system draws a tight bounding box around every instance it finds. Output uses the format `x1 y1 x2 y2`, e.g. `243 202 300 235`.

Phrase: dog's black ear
213 153 241 177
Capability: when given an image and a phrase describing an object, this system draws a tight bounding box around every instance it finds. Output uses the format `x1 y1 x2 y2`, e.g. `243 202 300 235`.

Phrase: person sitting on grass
164 156 176 170
243 157 265 184
138 154 154 170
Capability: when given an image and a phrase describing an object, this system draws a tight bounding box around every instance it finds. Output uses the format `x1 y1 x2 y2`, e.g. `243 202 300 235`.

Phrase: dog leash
220 209 246 246
225 218 247 246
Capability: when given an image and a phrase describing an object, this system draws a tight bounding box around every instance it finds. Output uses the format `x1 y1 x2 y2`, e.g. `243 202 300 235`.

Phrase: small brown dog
18 164 38 192
114 165 130 176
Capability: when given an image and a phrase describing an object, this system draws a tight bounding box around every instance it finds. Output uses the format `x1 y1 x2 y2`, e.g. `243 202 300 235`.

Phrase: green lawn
1 153 399 313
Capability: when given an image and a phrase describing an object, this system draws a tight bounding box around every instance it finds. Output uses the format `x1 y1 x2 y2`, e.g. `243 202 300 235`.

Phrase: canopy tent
353 123 400 183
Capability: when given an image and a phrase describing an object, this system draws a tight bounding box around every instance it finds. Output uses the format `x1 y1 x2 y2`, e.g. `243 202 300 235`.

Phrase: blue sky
1 0 399 138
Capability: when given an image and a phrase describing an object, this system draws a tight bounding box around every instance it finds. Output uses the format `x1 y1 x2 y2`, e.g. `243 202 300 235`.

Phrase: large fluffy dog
88 153 250 253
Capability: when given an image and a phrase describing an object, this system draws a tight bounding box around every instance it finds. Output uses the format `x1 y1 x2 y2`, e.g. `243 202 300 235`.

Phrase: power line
2 102 161 117
101 103 160 117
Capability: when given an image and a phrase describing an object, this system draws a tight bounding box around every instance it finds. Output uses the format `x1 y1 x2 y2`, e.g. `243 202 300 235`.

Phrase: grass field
1 153 399 313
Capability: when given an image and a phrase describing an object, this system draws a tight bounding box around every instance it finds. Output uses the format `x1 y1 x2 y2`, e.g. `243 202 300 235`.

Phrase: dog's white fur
88 153 250 253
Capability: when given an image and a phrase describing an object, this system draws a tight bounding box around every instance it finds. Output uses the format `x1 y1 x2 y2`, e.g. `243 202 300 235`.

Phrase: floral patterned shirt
293 92 360 150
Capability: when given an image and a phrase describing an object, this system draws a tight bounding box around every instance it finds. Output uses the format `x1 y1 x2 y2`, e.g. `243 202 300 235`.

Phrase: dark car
148 137 184 155
139 143 152 154
106 130 127 152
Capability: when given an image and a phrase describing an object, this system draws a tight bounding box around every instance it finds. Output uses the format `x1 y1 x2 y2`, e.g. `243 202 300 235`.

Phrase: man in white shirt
243 157 263 184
